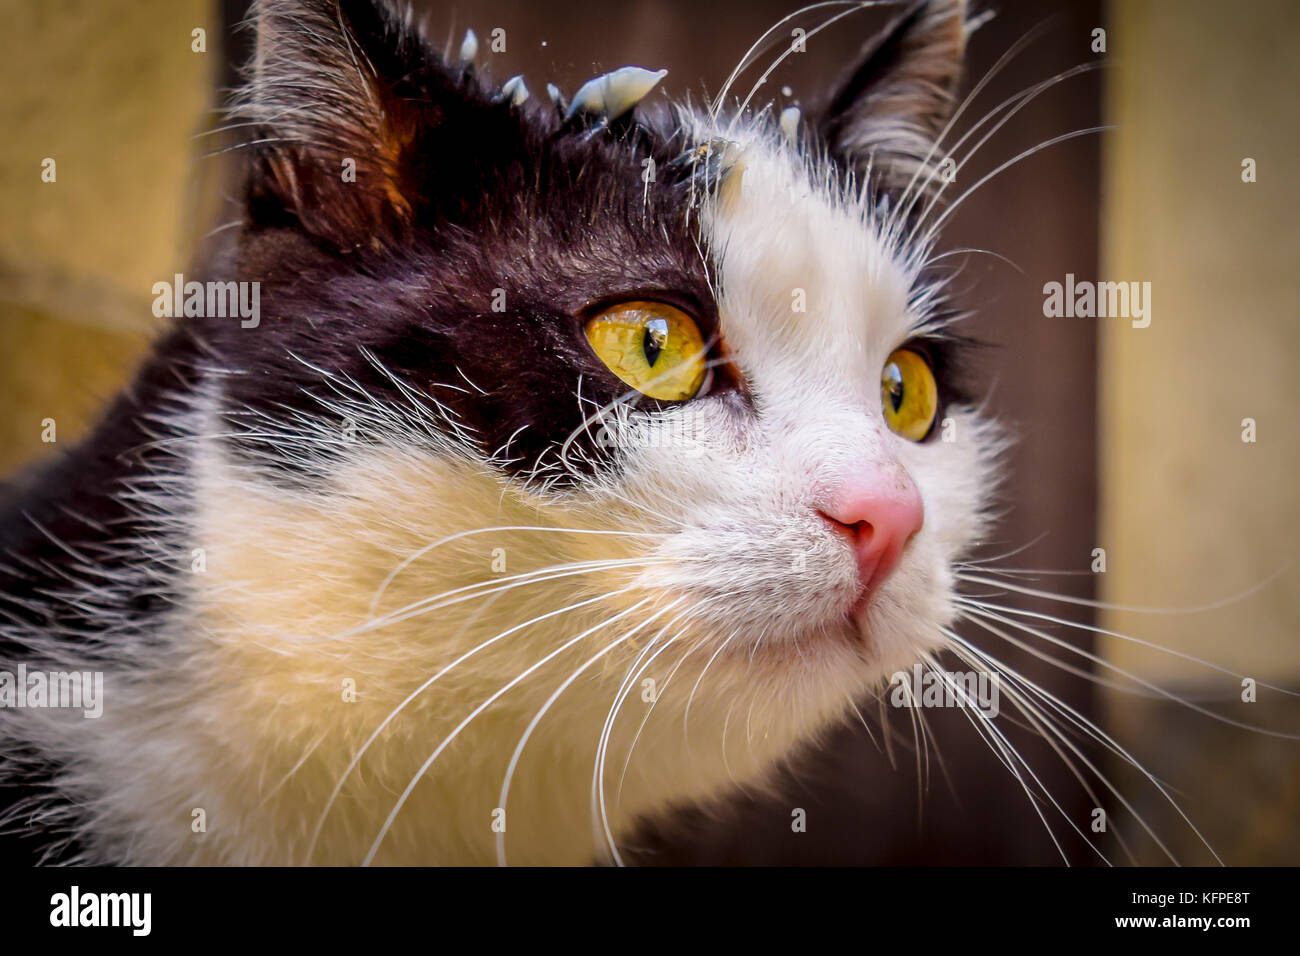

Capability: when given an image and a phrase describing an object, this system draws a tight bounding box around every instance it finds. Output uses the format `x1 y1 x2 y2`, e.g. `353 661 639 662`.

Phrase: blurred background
1 0 1295 864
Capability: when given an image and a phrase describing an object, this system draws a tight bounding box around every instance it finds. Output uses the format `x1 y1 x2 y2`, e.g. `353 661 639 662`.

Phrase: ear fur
232 0 443 249
818 0 975 191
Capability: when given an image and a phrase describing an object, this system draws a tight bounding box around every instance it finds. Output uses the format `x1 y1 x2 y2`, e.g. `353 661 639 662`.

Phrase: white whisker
361 596 658 865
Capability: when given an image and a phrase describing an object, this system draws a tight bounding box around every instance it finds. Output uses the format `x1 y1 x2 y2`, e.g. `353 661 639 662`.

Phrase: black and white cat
0 0 1006 864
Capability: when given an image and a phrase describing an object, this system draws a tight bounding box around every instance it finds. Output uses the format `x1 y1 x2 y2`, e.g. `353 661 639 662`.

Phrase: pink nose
818 469 924 600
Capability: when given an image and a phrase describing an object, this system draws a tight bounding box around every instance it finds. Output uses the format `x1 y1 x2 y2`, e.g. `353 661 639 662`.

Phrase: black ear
817 0 973 191
233 0 499 251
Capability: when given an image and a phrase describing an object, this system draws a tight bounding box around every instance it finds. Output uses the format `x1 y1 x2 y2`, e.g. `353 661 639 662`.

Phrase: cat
0 0 1006 865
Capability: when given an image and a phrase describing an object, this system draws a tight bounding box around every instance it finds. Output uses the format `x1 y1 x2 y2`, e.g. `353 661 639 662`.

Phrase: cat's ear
234 0 495 250
817 0 974 191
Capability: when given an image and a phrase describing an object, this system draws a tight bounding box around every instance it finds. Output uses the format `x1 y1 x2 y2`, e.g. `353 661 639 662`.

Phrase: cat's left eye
583 301 708 401
881 348 939 441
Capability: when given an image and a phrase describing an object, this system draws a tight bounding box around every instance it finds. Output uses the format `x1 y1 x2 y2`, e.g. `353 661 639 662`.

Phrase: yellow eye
583 301 708 401
881 348 938 441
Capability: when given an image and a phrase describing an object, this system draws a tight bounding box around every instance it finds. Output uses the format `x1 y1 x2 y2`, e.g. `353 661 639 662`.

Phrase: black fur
209 0 722 486
0 331 199 662
0 330 201 865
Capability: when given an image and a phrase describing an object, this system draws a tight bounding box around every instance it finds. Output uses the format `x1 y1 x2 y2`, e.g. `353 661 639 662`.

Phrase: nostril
819 512 862 538
817 468 925 599
819 514 876 549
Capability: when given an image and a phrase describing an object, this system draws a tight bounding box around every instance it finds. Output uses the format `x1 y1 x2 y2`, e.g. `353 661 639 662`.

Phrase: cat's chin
847 574 895 619
753 574 955 683
670 568 944 674
724 603 895 670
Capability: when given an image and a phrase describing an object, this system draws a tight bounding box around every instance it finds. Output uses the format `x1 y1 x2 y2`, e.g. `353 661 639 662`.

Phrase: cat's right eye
583 301 708 401
881 348 939 441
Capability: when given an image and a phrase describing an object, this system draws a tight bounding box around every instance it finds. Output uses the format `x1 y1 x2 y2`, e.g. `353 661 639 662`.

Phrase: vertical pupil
643 317 669 366
884 363 905 412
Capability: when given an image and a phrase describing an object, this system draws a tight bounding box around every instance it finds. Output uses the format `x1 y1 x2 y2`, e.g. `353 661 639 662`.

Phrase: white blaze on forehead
698 133 916 414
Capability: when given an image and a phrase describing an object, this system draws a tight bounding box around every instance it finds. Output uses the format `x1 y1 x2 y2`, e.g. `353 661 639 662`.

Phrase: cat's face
190 0 999 858
632 131 998 680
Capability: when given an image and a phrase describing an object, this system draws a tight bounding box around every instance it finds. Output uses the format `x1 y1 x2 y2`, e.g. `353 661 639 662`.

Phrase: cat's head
201 0 1001 813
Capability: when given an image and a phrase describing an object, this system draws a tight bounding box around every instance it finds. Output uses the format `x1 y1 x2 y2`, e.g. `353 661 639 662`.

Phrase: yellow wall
1100 0 1299 684
0 0 215 473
